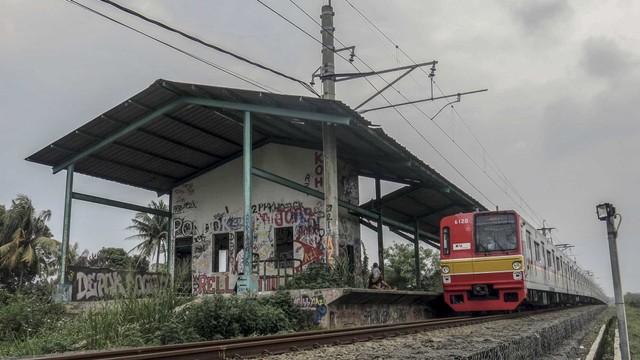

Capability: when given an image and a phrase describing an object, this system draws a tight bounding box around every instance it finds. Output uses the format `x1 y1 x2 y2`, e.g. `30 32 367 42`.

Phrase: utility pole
321 2 339 264
596 203 630 360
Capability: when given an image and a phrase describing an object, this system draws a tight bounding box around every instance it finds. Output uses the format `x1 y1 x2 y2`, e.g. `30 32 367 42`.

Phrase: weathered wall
68 266 168 301
171 144 361 295
288 288 435 329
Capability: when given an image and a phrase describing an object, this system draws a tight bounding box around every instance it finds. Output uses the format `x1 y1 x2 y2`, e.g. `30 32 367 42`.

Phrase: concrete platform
287 288 445 329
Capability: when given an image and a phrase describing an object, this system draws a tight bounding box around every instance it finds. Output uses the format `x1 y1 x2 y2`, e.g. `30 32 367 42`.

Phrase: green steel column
375 178 384 274
54 164 74 302
240 111 256 294
168 193 174 282
414 219 421 289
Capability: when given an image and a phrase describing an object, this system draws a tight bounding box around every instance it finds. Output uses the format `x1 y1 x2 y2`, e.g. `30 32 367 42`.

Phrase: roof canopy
27 79 487 242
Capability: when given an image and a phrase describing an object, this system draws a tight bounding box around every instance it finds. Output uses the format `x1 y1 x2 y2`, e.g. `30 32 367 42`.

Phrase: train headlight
512 261 522 270
443 275 451 284
441 266 450 274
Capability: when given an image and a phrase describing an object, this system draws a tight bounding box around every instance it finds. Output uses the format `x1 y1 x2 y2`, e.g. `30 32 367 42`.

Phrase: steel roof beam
51 144 179 181
167 138 271 193
128 100 244 148
414 204 456 220
53 98 187 174
183 97 350 125
390 228 440 249
252 167 439 242
100 114 224 160
72 192 171 217
74 130 199 171
372 183 424 209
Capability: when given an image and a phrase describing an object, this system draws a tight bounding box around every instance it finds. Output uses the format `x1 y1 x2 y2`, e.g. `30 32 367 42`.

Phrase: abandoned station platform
286 288 444 329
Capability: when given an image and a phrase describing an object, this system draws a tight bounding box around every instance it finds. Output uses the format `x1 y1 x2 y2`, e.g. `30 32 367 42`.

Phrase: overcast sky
1 0 638 295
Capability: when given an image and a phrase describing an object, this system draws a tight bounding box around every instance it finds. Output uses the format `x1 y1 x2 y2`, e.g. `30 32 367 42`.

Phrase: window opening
275 227 294 267
443 227 451 255
474 213 518 252
213 233 230 272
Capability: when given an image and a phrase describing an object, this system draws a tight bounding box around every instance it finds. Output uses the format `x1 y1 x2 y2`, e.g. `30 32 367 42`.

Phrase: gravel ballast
265 305 608 360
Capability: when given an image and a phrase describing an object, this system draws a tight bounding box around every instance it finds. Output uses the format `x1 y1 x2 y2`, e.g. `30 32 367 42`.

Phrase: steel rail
41 309 560 360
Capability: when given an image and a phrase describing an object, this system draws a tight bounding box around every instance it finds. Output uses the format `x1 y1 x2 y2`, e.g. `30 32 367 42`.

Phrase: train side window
526 231 532 259
443 227 451 255
534 242 541 262
546 250 552 270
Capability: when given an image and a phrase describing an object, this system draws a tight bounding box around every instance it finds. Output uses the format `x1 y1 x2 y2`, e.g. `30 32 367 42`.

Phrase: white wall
171 143 361 294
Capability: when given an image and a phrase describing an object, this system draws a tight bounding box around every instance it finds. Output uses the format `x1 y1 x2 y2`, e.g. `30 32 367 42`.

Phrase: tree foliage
0 195 59 291
126 200 169 272
383 242 441 291
625 292 640 308
86 247 149 272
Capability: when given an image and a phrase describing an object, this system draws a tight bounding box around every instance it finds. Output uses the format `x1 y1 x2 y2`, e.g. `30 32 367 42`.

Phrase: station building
27 79 486 301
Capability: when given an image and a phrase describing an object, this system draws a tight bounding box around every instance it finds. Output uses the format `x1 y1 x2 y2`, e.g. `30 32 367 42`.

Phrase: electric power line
342 0 548 229
94 0 320 97
281 1 497 207
66 0 279 94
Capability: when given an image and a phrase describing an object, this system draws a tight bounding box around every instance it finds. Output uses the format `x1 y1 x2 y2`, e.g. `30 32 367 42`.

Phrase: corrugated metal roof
27 79 487 239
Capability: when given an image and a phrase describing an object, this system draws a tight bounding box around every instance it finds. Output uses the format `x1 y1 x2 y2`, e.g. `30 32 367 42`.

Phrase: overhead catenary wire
282 0 497 207
256 0 355 66
347 0 545 227
342 0 548 229
66 0 279 94
94 0 320 97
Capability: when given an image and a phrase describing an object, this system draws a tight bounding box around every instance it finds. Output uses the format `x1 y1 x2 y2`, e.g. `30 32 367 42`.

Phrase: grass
627 305 640 359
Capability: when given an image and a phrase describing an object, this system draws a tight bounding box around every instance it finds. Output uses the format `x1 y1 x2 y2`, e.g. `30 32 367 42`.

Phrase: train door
543 243 551 282
526 231 534 279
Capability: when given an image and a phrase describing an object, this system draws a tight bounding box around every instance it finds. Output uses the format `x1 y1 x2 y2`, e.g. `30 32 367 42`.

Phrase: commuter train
439 210 607 312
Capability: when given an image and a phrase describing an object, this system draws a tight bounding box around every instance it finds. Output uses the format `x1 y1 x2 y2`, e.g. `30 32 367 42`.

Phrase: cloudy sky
1 0 638 295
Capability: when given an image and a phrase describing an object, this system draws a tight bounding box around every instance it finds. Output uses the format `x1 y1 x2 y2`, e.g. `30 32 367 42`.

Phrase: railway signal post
596 202 630 360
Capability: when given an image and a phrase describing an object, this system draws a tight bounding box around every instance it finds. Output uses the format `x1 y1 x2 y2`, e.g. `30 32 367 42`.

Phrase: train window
474 213 518 252
546 250 552 269
534 242 541 262
443 227 451 255
526 231 532 258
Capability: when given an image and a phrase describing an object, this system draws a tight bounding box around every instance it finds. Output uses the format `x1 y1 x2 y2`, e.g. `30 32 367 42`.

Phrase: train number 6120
454 219 469 225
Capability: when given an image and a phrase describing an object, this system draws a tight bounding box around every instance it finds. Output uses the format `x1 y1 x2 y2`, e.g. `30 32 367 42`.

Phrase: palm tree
0 194 60 290
126 200 169 272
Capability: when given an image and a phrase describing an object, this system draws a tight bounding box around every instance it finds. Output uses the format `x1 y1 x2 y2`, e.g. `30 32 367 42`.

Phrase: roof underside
27 79 487 241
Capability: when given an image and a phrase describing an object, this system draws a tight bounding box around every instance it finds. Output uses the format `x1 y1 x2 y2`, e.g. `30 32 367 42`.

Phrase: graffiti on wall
171 146 360 295
292 293 327 325
173 182 196 214
69 266 169 301
192 273 282 294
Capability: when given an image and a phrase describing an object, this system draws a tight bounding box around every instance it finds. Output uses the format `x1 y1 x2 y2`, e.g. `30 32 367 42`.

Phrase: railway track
41 309 556 360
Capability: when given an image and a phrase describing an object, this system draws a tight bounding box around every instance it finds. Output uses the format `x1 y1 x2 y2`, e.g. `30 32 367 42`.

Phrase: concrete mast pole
321 2 339 264
605 214 630 360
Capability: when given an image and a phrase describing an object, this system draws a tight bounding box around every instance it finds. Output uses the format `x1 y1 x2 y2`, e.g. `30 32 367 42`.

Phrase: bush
0 292 67 342
258 291 312 331
181 292 313 340
283 259 354 290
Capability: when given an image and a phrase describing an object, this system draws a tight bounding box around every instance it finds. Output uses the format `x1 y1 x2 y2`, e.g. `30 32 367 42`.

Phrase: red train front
440 211 526 312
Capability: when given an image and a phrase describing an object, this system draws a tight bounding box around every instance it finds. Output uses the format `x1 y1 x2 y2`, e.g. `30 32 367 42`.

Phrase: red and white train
439 210 607 312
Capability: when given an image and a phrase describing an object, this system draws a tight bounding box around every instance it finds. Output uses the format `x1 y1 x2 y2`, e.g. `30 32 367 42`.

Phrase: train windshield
475 213 518 252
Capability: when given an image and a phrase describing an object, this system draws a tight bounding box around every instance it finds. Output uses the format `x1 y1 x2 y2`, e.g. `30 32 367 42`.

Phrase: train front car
440 211 526 312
